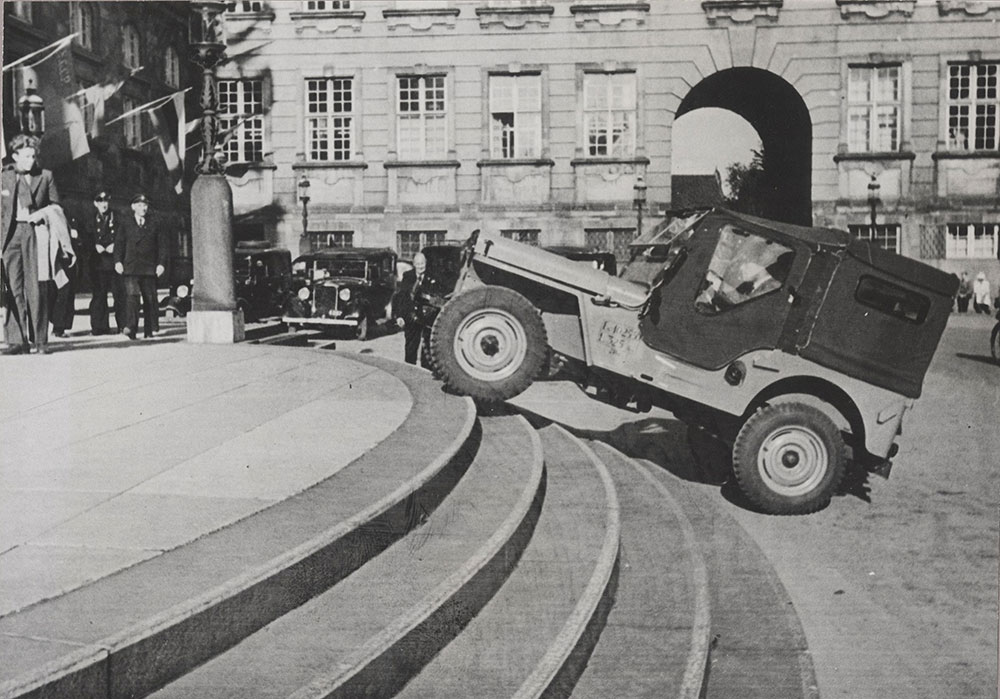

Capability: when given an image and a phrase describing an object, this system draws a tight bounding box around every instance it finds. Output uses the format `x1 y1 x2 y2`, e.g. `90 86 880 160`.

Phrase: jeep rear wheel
732 403 846 515
430 286 547 404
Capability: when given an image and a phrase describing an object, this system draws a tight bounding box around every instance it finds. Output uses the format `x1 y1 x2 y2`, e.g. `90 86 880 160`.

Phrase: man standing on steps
86 190 125 335
114 193 167 340
395 251 432 366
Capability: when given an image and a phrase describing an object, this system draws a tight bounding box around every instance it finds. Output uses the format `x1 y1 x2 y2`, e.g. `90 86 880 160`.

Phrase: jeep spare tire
430 285 548 404
732 402 846 515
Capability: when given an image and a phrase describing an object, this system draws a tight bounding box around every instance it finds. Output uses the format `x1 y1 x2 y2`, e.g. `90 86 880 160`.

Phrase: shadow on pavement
955 352 999 367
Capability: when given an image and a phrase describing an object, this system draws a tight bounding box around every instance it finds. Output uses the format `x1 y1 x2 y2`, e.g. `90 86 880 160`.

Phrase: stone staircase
1 352 816 699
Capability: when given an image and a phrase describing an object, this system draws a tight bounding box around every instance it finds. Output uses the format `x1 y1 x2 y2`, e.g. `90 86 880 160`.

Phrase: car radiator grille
313 285 340 315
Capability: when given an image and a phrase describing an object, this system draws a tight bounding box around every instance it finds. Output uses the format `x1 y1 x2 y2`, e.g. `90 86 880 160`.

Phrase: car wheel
732 402 846 515
991 322 1000 364
356 315 370 341
430 285 547 404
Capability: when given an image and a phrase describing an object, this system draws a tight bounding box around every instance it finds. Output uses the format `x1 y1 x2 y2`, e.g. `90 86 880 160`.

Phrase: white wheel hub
453 309 527 382
757 425 829 496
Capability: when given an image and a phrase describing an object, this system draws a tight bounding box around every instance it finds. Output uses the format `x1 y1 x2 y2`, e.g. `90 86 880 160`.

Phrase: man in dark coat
49 214 81 338
394 252 432 366
114 193 167 339
1 134 60 355
85 190 125 334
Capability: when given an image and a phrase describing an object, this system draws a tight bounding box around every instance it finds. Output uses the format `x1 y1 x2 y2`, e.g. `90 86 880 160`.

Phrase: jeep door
639 218 807 370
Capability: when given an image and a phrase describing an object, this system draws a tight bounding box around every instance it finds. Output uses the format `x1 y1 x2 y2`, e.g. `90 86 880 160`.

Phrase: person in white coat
972 272 992 314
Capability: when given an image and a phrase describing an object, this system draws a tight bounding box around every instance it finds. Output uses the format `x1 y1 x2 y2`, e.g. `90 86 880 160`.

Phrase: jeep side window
855 276 930 324
695 225 793 315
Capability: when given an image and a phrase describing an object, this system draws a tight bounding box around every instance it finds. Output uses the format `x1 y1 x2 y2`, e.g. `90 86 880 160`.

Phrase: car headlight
176 284 190 299
339 288 351 301
298 287 311 301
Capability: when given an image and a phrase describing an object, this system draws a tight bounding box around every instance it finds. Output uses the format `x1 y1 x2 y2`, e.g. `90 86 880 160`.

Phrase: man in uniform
1 134 60 355
86 191 125 334
114 193 166 339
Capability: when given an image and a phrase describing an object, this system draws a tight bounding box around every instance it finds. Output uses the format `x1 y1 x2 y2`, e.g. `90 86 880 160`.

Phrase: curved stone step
570 440 711 699
0 352 475 699
395 422 620 699
149 413 544 699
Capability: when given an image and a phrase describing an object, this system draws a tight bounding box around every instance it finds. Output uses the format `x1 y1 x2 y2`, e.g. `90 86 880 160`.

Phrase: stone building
216 0 997 282
2 1 192 278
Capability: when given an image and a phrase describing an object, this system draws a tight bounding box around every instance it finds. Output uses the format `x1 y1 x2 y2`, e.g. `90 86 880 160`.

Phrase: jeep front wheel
732 403 846 515
430 286 547 404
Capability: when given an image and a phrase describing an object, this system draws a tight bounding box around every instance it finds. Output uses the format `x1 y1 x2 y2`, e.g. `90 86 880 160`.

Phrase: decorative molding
293 161 368 170
931 151 1000 160
383 160 461 169
701 0 782 24
475 5 554 30
836 1 916 19
833 151 917 162
477 158 555 168
224 10 276 22
383 8 460 32
569 3 650 28
290 10 365 34
937 0 1000 15
570 157 651 166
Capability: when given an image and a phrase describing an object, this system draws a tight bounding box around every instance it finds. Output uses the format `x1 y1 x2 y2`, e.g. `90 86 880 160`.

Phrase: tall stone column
186 1 244 343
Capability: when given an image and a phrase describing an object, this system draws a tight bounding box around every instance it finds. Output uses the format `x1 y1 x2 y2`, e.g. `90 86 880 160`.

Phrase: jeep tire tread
430 285 547 404
732 402 846 515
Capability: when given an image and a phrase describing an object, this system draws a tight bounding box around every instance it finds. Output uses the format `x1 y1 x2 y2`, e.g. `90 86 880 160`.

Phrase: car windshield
621 211 704 286
312 258 368 279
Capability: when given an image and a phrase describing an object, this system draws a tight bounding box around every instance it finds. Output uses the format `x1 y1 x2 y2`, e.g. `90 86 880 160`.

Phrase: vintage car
282 247 398 339
160 243 292 322
428 208 958 515
233 241 292 322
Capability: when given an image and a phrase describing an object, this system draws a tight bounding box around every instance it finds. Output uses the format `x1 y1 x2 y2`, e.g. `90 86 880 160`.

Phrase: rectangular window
306 77 353 161
218 79 264 163
304 0 351 10
855 276 930 324
228 1 265 11
847 65 901 152
583 72 636 157
309 231 354 252
947 63 999 151
946 223 1000 259
490 74 541 159
585 227 638 262
397 76 447 160
500 229 540 246
80 81 96 136
123 96 141 148
397 231 446 260
848 223 901 254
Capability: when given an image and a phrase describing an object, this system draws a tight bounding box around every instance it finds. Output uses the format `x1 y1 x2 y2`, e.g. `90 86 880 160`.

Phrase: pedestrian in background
394 251 432 366
955 270 972 313
114 193 166 339
86 191 125 335
972 272 991 314
49 214 81 337
1 134 61 355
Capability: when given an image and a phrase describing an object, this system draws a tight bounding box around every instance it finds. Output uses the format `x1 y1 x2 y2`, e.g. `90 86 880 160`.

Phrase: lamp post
17 80 45 137
186 0 243 343
867 173 881 231
298 175 311 248
633 175 647 238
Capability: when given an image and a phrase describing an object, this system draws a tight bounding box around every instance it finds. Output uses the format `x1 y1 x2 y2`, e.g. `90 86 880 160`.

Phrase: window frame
945 222 1000 259
122 24 141 70
396 74 449 161
303 0 352 11
582 71 637 158
122 96 142 149
305 76 356 162
489 73 542 160
164 46 181 89
945 62 1000 152
72 2 95 50
218 78 265 164
397 231 446 260
847 63 903 153
500 229 540 246
848 223 901 255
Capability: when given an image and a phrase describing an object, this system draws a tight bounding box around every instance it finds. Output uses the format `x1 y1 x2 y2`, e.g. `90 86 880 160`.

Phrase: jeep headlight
176 284 190 299
339 288 352 302
298 287 311 301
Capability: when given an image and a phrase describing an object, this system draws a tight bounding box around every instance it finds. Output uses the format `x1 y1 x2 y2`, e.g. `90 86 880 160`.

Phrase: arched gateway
675 67 813 227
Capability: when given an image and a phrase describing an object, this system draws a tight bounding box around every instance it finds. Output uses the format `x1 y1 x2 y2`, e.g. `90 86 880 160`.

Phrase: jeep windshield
620 211 705 286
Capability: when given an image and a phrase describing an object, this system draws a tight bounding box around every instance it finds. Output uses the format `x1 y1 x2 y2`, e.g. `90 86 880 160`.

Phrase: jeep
429 208 958 515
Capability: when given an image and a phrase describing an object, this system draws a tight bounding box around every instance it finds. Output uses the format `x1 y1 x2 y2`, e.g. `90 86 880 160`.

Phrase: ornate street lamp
189 1 228 175
17 82 45 137
867 173 881 231
633 175 647 238
298 174 311 239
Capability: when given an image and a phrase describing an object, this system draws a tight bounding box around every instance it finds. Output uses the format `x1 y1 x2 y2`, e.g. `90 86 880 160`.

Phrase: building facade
2 1 192 278
217 0 998 283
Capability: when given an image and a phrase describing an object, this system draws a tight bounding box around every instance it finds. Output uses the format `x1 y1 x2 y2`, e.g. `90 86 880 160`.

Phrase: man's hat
131 193 149 204
94 191 110 202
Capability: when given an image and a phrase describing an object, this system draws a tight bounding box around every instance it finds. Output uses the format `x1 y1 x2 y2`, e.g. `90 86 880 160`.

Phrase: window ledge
477 158 555 168
290 10 365 34
383 8 460 31
229 161 278 170
571 156 650 166
570 2 650 27
290 10 365 20
931 150 1000 160
836 0 916 18
475 5 554 29
293 161 368 169
384 160 461 169
71 44 103 66
937 0 1000 15
701 1 782 24
226 10 276 21
833 151 916 162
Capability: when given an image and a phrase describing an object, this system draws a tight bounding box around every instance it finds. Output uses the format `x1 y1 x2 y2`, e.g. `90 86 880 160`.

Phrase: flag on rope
74 66 140 139
148 91 186 193
15 37 89 167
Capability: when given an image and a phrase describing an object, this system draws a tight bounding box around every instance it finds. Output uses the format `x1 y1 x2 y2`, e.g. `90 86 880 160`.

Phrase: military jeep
429 208 958 515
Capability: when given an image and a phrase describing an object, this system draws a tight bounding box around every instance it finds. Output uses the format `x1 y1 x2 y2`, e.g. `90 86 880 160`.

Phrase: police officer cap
94 190 110 202
131 193 149 204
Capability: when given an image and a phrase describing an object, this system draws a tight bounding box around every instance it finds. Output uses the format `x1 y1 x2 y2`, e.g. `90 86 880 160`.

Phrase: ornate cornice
836 1 916 19
475 5 554 30
937 0 1000 15
569 3 650 28
702 0 782 24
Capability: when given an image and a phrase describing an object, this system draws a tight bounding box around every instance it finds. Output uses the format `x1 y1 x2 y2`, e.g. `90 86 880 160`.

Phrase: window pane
695 225 793 314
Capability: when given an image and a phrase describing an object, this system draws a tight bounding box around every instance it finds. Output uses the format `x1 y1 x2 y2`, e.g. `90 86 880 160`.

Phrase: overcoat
114 213 168 276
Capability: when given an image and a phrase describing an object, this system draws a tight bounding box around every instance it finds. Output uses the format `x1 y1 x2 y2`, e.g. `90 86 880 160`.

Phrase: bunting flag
73 66 140 139
148 91 186 193
15 39 89 167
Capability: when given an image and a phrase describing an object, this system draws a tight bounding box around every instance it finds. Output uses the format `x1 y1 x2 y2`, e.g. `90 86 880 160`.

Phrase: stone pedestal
187 309 245 343
187 173 241 344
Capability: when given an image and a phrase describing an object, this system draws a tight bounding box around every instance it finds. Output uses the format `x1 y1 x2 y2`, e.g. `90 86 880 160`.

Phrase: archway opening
672 67 813 226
